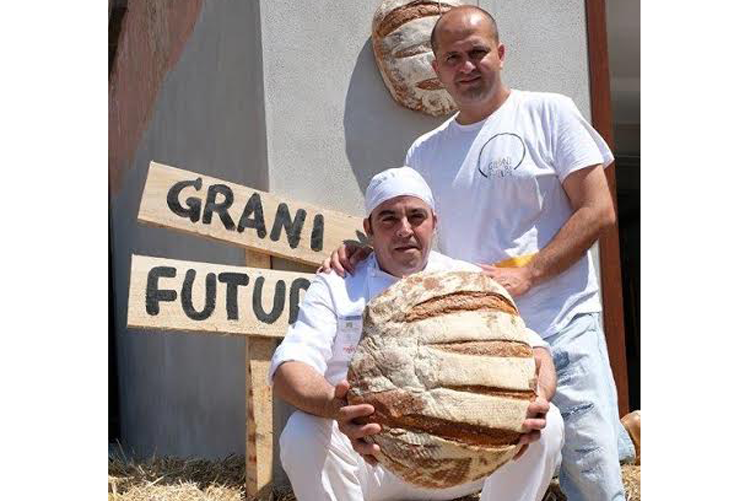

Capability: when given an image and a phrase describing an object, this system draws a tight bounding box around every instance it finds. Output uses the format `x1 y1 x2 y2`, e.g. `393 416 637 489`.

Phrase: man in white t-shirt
323 6 637 501
271 167 564 501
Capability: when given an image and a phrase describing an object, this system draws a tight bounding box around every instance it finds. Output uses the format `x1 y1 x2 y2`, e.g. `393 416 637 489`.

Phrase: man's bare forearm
273 361 342 419
482 166 615 298
533 347 557 402
528 166 615 287
528 205 613 285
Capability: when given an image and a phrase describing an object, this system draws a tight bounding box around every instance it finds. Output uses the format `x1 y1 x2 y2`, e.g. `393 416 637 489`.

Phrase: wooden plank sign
127 254 315 338
138 162 366 266
243 251 275 496
129 160 367 495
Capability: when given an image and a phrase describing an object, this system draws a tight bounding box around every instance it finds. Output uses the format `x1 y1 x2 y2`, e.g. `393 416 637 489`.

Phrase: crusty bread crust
404 291 519 321
347 270 537 488
371 0 462 116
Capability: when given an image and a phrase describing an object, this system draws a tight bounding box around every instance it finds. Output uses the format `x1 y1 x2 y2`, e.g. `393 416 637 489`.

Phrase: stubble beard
453 77 490 107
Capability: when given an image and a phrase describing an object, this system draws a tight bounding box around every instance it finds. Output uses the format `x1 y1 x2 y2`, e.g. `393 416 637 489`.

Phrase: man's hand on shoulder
318 243 373 278
332 380 382 465
479 264 535 297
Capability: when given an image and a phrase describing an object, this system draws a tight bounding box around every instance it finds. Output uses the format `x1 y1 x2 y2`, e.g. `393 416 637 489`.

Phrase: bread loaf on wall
372 0 462 117
347 270 537 489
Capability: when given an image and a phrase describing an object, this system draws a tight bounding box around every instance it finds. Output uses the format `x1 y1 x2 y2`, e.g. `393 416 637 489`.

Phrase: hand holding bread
332 379 383 465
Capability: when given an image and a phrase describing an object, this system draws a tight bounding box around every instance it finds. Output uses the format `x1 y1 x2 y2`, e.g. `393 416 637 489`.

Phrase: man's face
364 196 437 278
431 11 505 109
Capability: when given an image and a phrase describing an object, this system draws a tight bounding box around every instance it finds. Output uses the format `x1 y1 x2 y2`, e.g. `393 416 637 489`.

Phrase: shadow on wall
343 39 447 195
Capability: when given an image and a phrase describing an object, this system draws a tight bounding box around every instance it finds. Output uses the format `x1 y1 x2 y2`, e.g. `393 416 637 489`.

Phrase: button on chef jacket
268 251 549 386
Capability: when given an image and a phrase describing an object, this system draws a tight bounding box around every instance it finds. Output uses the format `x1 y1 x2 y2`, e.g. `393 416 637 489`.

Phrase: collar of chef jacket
363 251 442 301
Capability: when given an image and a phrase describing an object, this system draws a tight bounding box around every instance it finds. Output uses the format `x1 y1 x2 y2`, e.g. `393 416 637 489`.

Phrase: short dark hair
430 5 499 55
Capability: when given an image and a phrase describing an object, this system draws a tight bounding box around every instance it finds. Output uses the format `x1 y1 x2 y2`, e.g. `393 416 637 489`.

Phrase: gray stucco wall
112 0 596 469
112 0 269 458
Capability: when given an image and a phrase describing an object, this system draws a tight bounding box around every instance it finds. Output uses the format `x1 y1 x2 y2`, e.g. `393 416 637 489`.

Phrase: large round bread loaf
372 0 462 116
347 270 537 488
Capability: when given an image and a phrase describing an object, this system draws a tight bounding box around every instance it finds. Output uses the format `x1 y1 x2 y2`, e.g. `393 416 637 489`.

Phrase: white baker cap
364 167 435 216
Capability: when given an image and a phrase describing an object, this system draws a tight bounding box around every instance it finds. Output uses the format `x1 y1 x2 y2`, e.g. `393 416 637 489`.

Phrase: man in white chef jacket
268 167 564 501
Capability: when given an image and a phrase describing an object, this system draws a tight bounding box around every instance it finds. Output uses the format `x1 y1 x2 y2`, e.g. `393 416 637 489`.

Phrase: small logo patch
477 132 527 179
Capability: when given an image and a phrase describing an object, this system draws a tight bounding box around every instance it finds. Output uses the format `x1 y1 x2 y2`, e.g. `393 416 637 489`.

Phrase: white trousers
279 405 564 501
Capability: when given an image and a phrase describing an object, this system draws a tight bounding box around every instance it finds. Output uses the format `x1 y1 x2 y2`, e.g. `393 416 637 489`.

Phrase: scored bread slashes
347 270 537 488
372 0 463 116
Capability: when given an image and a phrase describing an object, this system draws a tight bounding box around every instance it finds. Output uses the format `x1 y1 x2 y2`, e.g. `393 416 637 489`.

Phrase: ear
431 211 438 232
431 56 439 75
497 43 506 68
363 217 373 238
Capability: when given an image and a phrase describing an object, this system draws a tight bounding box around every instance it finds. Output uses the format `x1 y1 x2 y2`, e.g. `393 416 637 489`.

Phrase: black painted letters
166 178 328 252
146 266 178 315
203 184 236 230
310 214 325 252
288 278 311 324
270 203 307 249
218 272 250 320
181 269 217 321
252 277 286 324
145 265 311 328
237 193 268 238
167 178 203 222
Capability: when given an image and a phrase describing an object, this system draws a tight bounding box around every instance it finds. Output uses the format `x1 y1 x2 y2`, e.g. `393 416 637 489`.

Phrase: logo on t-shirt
477 132 527 179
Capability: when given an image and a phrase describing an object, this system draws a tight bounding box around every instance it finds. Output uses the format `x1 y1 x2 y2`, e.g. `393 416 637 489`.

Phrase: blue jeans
547 313 632 501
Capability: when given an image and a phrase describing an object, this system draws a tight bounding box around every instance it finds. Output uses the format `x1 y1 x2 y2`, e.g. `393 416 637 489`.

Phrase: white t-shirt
269 251 548 386
405 90 614 338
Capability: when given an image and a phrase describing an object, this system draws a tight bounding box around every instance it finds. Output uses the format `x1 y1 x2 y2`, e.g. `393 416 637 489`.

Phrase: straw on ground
108 447 640 501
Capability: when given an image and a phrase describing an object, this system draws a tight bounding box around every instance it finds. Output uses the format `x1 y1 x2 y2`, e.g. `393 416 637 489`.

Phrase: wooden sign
243 251 276 495
129 160 366 495
138 162 366 266
127 254 315 338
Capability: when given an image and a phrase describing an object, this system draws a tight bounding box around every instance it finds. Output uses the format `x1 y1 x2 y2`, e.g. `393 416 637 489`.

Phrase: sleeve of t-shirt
525 328 551 352
404 145 413 167
404 142 420 172
267 275 338 384
548 96 615 183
